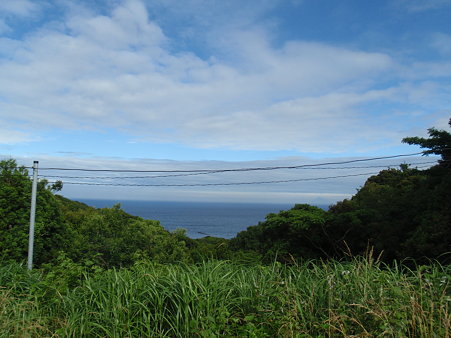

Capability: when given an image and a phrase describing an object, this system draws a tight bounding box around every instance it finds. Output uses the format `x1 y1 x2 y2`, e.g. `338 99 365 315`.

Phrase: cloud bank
1 0 448 154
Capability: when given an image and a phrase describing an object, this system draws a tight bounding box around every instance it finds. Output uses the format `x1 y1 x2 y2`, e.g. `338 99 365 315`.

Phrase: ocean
77 199 327 239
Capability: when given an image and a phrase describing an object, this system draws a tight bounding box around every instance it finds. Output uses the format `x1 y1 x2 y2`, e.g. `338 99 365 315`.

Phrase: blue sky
0 0 449 204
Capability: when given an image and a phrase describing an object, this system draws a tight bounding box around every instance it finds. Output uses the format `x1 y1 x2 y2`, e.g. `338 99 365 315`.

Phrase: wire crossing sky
32 152 425 172
1 0 450 203
24 153 441 203
36 161 439 179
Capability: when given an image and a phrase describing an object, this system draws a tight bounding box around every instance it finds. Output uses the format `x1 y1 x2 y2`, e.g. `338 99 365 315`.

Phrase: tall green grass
0 258 449 337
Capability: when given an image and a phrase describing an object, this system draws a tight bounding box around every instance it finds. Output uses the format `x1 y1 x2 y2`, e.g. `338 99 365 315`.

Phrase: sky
0 0 449 204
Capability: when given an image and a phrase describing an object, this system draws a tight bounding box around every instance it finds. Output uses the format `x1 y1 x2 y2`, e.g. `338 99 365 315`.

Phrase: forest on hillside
0 122 450 336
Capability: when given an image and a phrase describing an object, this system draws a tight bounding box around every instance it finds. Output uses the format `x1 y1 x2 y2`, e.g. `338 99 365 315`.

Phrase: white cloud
66 0 166 50
0 0 448 154
0 125 31 144
0 2 393 149
431 33 451 55
0 0 40 17
177 89 401 152
68 190 352 205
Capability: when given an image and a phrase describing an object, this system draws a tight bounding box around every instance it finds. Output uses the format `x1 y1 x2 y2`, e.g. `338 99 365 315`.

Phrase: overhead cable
34 152 426 173
38 160 438 180
48 171 404 187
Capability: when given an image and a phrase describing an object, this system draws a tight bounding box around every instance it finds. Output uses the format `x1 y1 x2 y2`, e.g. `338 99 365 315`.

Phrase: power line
40 171 226 180
34 152 426 173
38 160 438 180
47 171 411 187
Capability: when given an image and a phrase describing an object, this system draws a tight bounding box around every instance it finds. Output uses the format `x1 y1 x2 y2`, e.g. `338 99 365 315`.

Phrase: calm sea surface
78 199 327 239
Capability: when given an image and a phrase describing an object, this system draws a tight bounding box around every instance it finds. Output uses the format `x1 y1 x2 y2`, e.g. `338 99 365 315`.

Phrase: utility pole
27 161 38 270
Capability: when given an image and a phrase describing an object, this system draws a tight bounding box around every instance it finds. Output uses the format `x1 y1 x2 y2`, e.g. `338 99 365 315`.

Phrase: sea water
77 199 327 239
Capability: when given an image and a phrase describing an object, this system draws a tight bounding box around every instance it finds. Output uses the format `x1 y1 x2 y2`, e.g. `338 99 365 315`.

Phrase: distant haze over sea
78 199 329 239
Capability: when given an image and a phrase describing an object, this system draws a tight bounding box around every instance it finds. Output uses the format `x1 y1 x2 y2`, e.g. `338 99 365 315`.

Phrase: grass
0 258 449 337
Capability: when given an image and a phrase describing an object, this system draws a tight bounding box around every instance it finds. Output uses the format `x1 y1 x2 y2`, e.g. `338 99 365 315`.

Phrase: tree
0 160 32 262
230 204 330 262
402 118 451 167
229 119 451 264
0 159 69 264
62 202 191 268
50 180 63 192
326 164 450 263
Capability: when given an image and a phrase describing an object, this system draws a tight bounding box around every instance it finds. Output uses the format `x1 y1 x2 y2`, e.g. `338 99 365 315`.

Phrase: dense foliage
230 164 450 264
230 204 331 262
231 123 451 264
0 160 69 265
329 165 450 263
57 196 190 267
0 160 195 268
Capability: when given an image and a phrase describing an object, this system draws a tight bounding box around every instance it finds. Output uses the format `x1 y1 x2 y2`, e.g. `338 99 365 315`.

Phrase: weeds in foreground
0 258 449 337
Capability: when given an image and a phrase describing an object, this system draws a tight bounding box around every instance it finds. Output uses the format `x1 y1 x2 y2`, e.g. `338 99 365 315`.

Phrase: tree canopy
231 120 451 264
402 118 451 167
0 159 69 264
0 160 192 267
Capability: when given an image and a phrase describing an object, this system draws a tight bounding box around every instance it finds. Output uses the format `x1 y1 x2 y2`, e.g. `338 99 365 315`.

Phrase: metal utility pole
27 161 38 270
